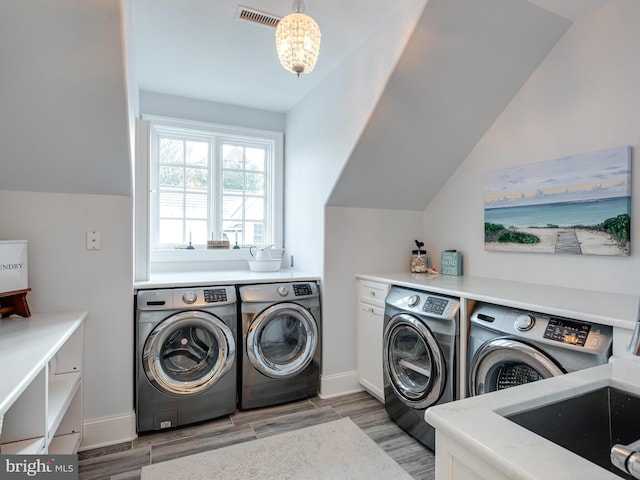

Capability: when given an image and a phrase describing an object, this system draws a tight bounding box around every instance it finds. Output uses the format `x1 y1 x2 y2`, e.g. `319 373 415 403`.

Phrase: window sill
150 248 284 263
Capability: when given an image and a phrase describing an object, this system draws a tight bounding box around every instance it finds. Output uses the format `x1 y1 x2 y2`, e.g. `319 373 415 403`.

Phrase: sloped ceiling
0 1 131 196
327 0 571 210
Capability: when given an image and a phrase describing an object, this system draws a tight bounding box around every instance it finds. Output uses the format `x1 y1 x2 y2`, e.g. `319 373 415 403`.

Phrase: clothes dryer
136 286 237 432
468 303 612 397
239 282 321 409
383 286 460 450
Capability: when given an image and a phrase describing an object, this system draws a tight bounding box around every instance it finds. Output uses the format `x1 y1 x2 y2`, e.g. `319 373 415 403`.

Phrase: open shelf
0 313 85 455
0 436 45 454
47 373 81 437
48 432 81 455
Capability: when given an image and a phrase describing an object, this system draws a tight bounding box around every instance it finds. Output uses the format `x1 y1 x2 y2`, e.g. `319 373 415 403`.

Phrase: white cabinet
357 280 389 402
0 312 85 454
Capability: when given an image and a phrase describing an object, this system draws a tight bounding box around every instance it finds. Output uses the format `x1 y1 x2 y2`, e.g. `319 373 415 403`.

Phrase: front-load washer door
143 311 236 395
246 302 318 379
469 337 565 396
384 314 446 410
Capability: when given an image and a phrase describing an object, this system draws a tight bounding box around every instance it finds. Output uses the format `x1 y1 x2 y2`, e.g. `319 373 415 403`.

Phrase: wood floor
78 391 435 480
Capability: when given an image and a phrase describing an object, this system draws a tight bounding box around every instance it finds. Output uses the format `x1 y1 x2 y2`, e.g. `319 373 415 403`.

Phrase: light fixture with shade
275 0 321 76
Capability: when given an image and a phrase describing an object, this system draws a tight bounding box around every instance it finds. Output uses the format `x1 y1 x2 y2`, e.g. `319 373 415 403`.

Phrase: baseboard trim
80 411 137 451
319 370 363 399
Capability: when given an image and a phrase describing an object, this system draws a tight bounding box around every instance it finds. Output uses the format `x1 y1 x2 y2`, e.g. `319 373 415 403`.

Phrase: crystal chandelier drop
275 0 321 77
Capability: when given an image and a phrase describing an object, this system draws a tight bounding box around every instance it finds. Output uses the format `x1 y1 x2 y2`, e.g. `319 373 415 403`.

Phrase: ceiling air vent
235 5 281 29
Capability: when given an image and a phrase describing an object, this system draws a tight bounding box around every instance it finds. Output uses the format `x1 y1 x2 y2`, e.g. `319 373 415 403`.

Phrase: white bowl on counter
248 259 282 272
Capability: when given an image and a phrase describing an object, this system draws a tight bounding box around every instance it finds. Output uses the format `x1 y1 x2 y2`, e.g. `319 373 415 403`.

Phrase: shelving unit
0 312 86 454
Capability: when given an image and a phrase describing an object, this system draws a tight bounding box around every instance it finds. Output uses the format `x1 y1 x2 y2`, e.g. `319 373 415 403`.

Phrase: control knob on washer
408 295 421 308
277 286 289 297
182 291 197 304
515 313 535 331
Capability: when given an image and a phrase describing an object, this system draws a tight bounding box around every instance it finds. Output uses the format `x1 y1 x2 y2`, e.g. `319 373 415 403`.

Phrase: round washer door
143 310 236 395
247 302 318 379
469 337 565 396
383 313 446 410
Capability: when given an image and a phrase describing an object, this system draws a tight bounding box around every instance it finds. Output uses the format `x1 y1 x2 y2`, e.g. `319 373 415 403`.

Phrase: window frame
139 115 284 266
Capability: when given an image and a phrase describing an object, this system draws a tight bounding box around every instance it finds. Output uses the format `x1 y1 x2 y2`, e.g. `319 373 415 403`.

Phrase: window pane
159 138 183 164
159 192 184 218
223 222 243 247
244 197 264 221
186 220 207 245
246 173 264 194
223 171 243 193
186 167 207 189
186 141 208 166
245 221 266 245
186 193 207 219
222 144 243 169
246 147 265 171
223 196 243 220
159 219 183 245
160 166 184 187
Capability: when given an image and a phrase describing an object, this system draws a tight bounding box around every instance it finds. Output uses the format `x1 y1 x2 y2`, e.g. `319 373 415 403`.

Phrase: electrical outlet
87 230 101 250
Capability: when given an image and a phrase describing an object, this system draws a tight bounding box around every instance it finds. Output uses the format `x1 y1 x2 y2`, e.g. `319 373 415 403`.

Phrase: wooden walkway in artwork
555 230 582 254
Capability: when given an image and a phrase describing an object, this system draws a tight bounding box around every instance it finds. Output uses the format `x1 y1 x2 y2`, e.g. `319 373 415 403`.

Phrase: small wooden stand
0 288 32 318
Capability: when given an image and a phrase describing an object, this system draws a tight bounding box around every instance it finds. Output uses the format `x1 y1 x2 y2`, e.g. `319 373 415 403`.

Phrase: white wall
323 207 423 392
0 191 133 430
0 0 131 197
284 0 428 276
139 91 285 132
283 1 427 393
423 0 640 296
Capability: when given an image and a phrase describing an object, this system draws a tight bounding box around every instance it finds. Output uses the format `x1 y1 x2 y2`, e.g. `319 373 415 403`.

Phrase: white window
143 117 283 260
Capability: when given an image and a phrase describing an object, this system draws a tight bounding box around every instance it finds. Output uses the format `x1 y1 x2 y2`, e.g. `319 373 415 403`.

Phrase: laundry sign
0 240 28 293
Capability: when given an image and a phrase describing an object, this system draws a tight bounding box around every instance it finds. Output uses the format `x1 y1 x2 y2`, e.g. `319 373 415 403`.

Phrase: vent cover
235 5 281 28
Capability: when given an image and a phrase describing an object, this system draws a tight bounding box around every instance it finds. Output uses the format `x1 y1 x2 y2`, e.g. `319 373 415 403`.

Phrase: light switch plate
87 230 101 250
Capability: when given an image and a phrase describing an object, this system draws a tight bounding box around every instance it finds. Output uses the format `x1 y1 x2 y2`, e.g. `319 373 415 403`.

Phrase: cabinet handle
362 307 374 313
370 290 376 297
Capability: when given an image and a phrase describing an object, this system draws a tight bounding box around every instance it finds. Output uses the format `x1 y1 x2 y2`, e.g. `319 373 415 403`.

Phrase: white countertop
0 311 87 417
357 272 640 329
426 357 640 479
135 269 320 290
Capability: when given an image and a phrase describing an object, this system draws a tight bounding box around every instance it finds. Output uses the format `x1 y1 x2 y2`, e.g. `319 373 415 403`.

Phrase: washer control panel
293 283 313 296
543 317 591 346
204 288 228 303
136 286 236 310
422 296 454 316
386 287 460 320
470 303 612 354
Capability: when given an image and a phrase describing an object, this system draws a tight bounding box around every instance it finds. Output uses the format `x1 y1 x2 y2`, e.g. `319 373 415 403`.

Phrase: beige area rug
141 418 413 480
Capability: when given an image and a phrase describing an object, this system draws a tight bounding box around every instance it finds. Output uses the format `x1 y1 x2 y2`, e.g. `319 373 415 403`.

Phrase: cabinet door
358 281 388 308
358 303 384 401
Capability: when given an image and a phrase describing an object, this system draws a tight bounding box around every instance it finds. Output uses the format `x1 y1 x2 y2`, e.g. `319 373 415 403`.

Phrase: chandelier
275 0 321 76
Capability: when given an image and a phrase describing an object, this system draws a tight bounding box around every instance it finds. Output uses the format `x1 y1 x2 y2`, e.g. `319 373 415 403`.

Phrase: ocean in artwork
485 196 630 228
483 146 632 255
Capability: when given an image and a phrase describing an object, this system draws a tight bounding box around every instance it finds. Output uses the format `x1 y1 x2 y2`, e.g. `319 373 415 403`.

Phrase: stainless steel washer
468 303 612 397
383 286 460 450
135 286 237 432
239 282 321 409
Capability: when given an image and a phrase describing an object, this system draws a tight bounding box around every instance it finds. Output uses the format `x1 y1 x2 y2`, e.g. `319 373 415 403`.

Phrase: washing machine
383 286 460 450
136 286 237 432
238 282 321 410
468 303 612 397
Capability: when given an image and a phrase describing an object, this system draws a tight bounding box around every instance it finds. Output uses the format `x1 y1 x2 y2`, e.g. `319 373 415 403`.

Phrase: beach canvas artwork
484 146 631 256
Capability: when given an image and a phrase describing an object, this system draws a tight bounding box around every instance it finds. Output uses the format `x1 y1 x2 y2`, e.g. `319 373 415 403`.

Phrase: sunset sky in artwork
484 146 631 208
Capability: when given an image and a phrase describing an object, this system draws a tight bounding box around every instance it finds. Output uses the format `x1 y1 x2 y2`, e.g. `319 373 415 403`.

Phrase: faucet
612 440 640 479
611 305 640 478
